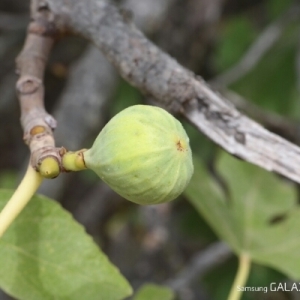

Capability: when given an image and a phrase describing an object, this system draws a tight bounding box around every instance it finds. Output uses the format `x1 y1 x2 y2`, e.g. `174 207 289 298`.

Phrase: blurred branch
38 45 117 199
155 0 222 72
139 204 171 253
45 0 300 184
52 48 116 150
211 2 300 88
166 242 232 291
73 182 123 235
122 0 175 33
296 28 300 92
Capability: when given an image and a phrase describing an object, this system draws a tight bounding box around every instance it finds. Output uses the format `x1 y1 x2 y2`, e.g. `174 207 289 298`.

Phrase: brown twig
44 0 300 184
15 0 72 178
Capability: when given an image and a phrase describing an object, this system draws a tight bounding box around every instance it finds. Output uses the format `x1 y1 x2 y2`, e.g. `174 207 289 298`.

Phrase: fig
83 105 193 205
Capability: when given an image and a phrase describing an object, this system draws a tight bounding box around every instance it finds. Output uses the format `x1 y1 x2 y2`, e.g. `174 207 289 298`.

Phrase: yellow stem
228 253 251 300
62 150 87 172
0 164 43 238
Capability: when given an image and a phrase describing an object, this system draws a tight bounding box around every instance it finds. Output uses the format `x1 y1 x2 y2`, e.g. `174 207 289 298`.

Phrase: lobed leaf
0 189 132 300
185 153 300 279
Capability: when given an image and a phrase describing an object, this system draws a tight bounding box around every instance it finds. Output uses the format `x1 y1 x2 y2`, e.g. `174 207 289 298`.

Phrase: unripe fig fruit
84 105 193 205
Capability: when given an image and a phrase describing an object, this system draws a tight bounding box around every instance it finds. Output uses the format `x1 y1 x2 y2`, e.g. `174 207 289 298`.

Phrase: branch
122 0 175 33
223 90 300 144
38 45 118 198
16 0 60 175
73 182 122 236
44 0 300 184
166 242 232 291
296 28 300 92
211 3 300 88
16 0 90 178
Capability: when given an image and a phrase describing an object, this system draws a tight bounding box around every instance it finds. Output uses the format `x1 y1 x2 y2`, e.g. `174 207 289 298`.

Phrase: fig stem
62 150 87 171
227 253 251 300
0 164 43 238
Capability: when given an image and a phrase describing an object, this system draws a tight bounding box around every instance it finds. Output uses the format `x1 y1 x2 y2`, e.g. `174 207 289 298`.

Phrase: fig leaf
185 153 300 279
0 189 132 300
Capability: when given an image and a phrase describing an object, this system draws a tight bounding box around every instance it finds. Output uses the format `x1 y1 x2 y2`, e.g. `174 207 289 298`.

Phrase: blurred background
1 0 300 299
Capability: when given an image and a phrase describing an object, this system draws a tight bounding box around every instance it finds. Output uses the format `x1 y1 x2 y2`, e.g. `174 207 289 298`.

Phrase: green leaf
267 0 293 19
213 1 300 118
0 171 17 189
0 189 132 300
133 284 175 300
213 17 257 72
111 79 141 115
232 25 299 117
185 153 300 279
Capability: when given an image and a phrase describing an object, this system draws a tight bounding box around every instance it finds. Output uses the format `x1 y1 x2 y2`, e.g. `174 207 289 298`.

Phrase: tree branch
122 0 175 33
223 90 300 144
166 242 232 291
43 0 300 184
16 0 60 174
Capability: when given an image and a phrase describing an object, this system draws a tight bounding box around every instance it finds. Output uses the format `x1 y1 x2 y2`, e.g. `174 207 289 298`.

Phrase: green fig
84 105 193 205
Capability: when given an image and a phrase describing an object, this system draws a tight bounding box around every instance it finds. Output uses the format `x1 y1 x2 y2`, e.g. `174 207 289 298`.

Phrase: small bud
39 157 60 179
